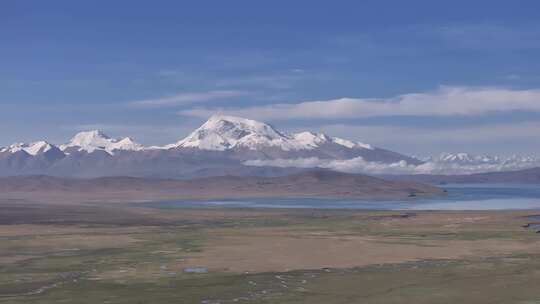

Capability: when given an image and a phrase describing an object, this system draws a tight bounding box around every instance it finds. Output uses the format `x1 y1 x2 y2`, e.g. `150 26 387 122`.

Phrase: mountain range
0 115 419 178
0 115 538 178
387 167 540 184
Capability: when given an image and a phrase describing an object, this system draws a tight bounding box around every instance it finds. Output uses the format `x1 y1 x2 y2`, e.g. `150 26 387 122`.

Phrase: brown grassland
1 200 540 303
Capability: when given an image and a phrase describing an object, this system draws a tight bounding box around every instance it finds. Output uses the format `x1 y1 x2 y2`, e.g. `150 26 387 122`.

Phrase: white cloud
244 157 418 175
244 155 540 175
130 90 250 108
179 86 540 120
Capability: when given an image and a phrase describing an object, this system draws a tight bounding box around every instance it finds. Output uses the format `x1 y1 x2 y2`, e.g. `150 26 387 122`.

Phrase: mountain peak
75 130 110 138
64 130 112 153
168 115 378 152
174 115 291 151
61 130 142 154
0 141 55 156
70 130 111 144
203 114 285 137
207 114 255 123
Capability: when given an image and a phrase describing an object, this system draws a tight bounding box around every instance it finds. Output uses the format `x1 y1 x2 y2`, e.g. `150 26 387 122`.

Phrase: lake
141 184 540 211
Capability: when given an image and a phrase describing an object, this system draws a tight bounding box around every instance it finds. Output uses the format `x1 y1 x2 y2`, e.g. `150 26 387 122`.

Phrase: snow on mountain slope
332 137 373 150
0 115 381 159
60 130 143 154
168 115 376 152
424 153 540 166
170 115 300 151
108 137 144 152
0 141 55 156
412 153 540 174
292 132 330 149
427 153 500 164
245 152 540 175
0 116 538 177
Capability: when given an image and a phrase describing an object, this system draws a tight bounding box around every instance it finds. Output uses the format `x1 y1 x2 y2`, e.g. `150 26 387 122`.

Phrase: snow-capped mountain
413 153 540 175
0 141 55 156
0 116 410 164
425 152 539 166
161 115 416 165
167 115 375 152
422 153 502 165
1 115 537 178
60 130 143 155
0 115 418 178
168 115 297 151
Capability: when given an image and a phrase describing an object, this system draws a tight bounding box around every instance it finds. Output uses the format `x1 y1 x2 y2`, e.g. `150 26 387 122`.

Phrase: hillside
386 167 540 184
0 171 444 203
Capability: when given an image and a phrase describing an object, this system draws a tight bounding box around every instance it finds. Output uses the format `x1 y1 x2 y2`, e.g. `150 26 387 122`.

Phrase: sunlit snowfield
143 184 540 211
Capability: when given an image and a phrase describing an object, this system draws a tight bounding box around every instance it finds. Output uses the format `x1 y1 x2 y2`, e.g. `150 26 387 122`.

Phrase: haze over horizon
2 1 540 156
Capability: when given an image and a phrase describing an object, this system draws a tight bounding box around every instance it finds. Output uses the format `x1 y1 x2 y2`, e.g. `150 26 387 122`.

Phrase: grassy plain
1 201 540 303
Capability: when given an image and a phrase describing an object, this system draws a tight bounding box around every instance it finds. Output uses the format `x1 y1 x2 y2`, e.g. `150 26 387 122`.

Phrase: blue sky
2 0 540 156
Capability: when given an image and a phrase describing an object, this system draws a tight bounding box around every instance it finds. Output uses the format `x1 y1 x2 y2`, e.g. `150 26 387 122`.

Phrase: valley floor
1 201 540 303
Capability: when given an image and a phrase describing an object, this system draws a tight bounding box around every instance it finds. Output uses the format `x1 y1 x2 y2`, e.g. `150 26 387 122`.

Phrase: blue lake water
141 184 540 211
